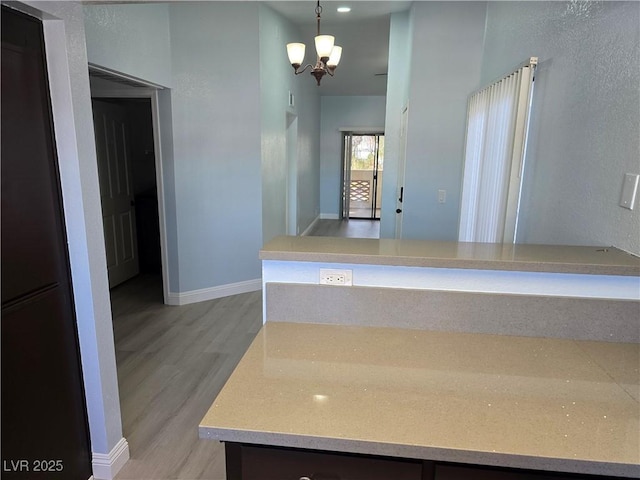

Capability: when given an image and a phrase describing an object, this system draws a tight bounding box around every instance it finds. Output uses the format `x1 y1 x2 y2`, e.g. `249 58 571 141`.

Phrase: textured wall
482 1 640 254
401 2 487 241
168 3 263 291
83 3 172 87
259 4 321 241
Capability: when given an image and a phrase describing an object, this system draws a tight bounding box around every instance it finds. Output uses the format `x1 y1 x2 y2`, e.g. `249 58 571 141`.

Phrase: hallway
306 219 380 238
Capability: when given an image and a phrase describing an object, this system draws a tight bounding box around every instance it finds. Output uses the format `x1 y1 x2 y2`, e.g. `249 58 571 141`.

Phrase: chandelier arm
287 0 337 86
293 63 314 75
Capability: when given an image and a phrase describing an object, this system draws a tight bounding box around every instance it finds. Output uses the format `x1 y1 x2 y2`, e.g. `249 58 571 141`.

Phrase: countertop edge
259 252 640 276
259 237 640 277
199 426 640 478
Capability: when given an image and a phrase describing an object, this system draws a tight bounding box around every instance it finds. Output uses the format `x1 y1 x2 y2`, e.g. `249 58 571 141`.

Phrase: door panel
0 47 64 304
92 99 139 287
1 7 92 479
120 211 136 261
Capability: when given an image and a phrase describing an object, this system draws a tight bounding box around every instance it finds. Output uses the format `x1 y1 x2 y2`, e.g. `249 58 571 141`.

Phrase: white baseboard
167 278 262 306
320 213 340 220
300 215 321 236
92 437 129 480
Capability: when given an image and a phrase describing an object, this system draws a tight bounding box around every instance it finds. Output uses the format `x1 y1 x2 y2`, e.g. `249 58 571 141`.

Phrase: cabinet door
436 464 579 480
1 6 91 480
228 444 423 480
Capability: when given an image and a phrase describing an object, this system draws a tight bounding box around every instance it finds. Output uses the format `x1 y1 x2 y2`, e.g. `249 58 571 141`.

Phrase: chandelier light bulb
315 35 335 60
286 43 306 66
327 46 342 67
286 1 341 85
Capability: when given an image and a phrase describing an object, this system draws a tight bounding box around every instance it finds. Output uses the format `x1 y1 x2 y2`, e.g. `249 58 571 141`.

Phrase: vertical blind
458 57 537 243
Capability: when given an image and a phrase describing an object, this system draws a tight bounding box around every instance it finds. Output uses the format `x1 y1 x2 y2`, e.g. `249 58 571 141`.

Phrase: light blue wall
156 89 180 290
259 5 321 240
168 3 263 291
380 10 412 238
296 90 322 232
84 3 265 293
320 96 387 217
400 2 487 240
83 3 172 87
481 1 640 255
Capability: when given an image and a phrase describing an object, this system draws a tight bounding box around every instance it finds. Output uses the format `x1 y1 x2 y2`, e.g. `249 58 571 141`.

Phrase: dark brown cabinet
224 443 621 480
1 6 91 480
226 444 423 480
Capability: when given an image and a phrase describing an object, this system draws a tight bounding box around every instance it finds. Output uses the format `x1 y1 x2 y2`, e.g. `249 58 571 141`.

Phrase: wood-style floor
306 219 380 238
110 220 375 479
111 274 262 480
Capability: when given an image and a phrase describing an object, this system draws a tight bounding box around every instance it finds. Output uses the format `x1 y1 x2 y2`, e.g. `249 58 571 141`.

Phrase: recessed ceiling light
337 6 351 13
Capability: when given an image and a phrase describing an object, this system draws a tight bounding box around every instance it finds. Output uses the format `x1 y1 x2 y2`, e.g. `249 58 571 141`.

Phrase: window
459 57 537 243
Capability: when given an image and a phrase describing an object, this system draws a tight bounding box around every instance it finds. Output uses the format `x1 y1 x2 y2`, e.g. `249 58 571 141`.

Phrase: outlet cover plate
319 268 353 286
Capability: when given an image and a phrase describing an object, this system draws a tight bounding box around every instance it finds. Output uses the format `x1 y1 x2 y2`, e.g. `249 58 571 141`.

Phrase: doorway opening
92 98 161 284
89 67 169 304
341 133 384 220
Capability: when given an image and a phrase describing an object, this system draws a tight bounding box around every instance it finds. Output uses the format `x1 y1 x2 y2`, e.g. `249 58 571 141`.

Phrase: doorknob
396 208 402 214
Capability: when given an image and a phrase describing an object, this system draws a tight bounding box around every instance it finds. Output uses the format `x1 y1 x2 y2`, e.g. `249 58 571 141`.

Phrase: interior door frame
286 112 298 235
395 106 409 239
341 132 353 220
340 127 385 220
90 67 170 304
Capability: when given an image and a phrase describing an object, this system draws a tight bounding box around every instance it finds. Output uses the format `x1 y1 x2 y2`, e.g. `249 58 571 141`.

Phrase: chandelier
286 1 342 86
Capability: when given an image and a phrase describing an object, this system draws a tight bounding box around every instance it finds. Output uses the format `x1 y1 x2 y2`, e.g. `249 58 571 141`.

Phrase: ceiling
83 0 412 95
266 1 413 95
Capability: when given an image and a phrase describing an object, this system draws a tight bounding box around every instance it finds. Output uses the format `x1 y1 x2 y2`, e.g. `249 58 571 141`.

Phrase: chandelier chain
316 1 322 36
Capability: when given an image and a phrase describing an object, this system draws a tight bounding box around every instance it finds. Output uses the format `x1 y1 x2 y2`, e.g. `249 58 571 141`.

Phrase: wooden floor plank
306 218 380 238
111 274 262 480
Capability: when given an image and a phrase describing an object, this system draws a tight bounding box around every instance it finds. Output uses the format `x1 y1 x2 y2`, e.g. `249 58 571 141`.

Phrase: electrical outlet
438 189 446 204
319 268 352 286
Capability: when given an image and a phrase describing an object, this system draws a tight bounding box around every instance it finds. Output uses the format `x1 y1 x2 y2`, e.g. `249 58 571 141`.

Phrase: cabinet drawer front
238 445 423 480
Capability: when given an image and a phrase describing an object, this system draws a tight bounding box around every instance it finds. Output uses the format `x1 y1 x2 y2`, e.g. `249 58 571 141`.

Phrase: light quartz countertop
260 236 640 276
200 322 640 478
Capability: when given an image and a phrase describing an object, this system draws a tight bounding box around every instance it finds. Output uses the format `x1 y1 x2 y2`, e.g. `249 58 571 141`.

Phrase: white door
92 99 139 287
395 107 408 238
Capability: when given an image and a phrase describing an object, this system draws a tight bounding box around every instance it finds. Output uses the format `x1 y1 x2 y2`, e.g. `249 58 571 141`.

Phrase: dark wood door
1 7 92 479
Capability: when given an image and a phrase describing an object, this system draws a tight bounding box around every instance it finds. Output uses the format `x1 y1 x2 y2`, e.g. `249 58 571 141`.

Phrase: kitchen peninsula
200 237 640 479
259 236 639 342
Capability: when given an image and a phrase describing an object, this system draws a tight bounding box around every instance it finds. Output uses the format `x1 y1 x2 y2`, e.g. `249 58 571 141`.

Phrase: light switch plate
619 173 639 210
